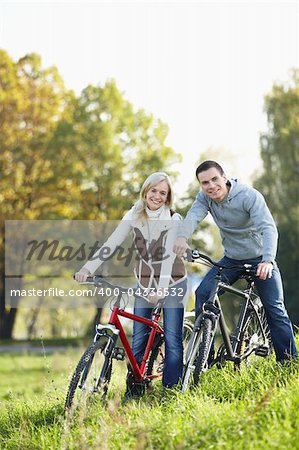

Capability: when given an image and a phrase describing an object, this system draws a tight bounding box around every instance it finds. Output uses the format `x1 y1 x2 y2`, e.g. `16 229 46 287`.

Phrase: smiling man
174 160 297 363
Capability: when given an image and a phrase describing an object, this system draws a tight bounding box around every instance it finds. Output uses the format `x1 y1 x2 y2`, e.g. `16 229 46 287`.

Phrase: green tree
254 69 299 325
0 50 181 339
0 50 70 338
48 81 180 221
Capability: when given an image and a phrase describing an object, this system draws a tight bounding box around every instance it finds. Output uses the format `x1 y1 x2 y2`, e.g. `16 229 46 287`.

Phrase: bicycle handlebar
77 275 164 307
85 275 131 292
186 249 257 276
186 249 218 266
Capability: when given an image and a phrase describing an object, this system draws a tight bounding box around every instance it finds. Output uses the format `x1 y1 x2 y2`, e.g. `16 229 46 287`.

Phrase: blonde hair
133 172 174 219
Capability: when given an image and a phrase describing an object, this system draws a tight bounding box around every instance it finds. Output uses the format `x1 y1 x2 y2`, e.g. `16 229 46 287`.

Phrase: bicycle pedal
255 345 270 357
112 347 125 360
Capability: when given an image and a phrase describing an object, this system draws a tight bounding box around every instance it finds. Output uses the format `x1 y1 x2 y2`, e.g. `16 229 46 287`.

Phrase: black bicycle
182 250 272 392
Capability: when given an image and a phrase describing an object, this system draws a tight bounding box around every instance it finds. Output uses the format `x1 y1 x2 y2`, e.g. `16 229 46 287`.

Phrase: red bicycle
65 276 193 409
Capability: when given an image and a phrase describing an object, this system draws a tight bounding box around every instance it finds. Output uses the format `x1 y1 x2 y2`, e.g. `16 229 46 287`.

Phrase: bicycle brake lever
191 249 201 259
185 249 194 262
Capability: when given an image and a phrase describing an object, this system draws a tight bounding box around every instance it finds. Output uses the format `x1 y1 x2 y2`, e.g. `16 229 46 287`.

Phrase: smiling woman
146 181 169 210
74 171 187 397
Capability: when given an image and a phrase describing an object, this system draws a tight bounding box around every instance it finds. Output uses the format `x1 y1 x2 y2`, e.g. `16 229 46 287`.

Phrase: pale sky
1 1 298 195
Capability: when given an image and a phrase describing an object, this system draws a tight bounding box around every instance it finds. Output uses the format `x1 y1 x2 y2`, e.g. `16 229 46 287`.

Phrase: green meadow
0 343 298 450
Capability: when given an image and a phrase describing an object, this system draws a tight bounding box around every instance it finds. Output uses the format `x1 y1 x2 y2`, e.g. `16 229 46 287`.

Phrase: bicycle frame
94 302 164 383
199 274 267 363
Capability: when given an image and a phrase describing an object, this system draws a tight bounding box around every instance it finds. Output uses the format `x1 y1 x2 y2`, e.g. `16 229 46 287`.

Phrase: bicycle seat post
242 266 256 294
114 291 123 308
214 267 223 283
152 304 162 322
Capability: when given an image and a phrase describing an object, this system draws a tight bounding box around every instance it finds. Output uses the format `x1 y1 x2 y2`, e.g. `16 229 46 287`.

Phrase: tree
0 50 181 339
48 80 180 220
254 69 299 325
46 80 181 337
0 50 70 338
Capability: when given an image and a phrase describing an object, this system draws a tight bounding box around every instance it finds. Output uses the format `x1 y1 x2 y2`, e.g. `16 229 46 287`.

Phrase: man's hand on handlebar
74 268 91 283
256 262 273 280
173 237 190 258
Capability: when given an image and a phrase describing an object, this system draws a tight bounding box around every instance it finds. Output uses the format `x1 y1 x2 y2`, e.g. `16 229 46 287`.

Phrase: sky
1 1 298 196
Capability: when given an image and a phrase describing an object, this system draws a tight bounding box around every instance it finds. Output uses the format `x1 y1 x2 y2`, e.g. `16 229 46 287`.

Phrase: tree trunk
0 306 18 339
0 270 21 340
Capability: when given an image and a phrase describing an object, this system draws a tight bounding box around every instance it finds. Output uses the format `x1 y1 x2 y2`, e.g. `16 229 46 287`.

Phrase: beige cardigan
83 205 186 290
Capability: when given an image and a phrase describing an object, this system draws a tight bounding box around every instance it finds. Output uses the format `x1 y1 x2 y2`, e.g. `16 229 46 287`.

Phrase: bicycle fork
89 324 123 392
96 323 129 360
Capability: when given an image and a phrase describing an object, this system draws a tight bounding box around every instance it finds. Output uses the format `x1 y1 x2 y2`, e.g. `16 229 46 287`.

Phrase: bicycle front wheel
65 337 113 411
182 318 213 392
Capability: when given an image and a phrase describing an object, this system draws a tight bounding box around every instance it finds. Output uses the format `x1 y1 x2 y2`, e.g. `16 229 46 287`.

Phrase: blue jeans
132 280 187 387
195 256 297 362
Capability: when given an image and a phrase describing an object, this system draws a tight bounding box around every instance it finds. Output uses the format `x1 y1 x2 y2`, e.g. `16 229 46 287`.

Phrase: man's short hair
195 160 224 178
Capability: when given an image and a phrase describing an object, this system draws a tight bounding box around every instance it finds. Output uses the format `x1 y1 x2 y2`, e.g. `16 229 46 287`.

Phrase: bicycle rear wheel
237 297 272 360
65 337 113 411
182 318 213 392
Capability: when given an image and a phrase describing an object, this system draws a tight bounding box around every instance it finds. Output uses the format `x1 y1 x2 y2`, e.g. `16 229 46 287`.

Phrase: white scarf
145 205 166 219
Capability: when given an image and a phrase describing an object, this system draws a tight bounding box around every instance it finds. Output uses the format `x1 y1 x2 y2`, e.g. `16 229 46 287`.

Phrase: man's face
197 167 229 203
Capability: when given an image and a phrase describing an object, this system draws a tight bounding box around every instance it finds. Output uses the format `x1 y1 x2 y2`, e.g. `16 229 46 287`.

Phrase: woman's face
145 180 169 211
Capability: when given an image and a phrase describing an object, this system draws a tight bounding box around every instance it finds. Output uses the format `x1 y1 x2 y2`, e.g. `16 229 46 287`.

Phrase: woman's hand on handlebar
74 268 91 282
173 237 190 258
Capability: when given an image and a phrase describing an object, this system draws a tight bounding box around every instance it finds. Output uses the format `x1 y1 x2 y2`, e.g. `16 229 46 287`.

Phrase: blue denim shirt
179 179 278 262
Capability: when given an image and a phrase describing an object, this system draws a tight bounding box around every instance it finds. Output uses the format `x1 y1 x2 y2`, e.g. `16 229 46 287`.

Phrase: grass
0 337 85 347
0 344 298 449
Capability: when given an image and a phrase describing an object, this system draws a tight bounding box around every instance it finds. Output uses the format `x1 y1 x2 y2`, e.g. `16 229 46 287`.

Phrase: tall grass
0 346 298 449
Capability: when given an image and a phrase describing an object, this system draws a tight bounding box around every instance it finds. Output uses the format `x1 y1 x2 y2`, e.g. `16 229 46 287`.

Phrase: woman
75 172 187 395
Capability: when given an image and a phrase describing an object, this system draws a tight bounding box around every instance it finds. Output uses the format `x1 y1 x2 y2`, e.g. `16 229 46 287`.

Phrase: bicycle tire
65 338 113 410
182 318 213 392
193 318 213 385
237 297 272 360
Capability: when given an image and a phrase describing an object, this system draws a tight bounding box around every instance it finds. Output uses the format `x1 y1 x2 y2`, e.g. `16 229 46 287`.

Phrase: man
174 160 297 362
